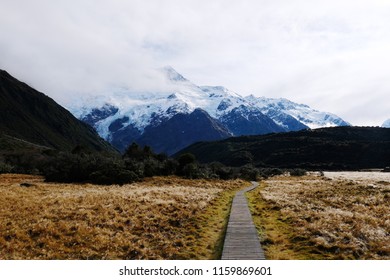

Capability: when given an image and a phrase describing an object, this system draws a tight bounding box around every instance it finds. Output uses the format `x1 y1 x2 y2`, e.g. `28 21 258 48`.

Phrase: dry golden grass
248 172 390 260
0 174 247 259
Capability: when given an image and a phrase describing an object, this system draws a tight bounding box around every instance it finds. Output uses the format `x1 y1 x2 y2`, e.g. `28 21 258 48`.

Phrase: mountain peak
161 66 188 82
70 67 350 154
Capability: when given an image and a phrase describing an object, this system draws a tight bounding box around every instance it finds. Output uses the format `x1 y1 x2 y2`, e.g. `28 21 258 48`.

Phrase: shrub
123 142 154 161
0 161 14 174
143 158 163 177
239 165 259 181
177 153 196 167
177 153 197 176
258 168 284 179
43 143 179 184
289 168 307 176
161 158 178 176
43 153 100 183
43 153 136 184
182 163 199 179
207 162 236 180
90 169 139 185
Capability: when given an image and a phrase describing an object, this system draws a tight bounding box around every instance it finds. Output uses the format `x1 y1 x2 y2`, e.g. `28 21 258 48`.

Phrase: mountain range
2 68 389 175
70 67 350 154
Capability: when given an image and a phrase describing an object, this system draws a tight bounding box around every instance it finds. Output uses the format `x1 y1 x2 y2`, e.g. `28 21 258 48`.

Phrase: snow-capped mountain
246 95 350 130
69 67 350 154
383 119 390 128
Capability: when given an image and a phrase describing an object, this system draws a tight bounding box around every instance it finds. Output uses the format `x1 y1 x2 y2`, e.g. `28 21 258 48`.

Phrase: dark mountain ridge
0 69 116 153
177 126 390 170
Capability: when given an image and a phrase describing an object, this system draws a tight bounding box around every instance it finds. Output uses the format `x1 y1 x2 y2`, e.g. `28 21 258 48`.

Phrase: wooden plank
221 182 265 260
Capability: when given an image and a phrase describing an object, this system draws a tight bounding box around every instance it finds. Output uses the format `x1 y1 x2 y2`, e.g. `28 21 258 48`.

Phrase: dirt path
221 181 265 260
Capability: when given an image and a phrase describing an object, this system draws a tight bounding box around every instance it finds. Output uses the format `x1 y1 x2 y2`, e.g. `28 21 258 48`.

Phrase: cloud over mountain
1 0 389 125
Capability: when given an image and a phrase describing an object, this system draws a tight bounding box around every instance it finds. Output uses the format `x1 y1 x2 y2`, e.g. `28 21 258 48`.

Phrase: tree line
0 142 306 184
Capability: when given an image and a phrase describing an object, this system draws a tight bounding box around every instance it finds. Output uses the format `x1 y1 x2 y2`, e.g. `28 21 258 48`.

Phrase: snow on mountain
199 86 248 117
246 95 350 129
70 70 252 139
68 66 350 153
70 87 193 140
382 119 390 128
163 66 189 82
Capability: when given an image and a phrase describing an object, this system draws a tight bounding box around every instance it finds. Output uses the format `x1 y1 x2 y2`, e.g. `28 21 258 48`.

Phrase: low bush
0 161 14 174
90 169 139 185
258 168 284 179
43 144 178 184
239 165 259 181
289 168 307 176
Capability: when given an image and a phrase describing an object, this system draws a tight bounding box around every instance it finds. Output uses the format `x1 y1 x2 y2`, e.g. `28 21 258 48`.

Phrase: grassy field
0 174 248 260
248 172 390 259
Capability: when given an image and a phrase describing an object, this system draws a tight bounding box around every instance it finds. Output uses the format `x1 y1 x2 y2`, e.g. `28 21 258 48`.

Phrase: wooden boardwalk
221 181 265 260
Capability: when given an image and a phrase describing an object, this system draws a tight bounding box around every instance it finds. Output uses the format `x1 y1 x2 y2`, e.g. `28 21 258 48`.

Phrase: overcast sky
1 0 390 126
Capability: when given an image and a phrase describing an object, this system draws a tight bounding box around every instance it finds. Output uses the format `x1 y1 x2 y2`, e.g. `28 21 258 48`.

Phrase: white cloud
0 0 390 125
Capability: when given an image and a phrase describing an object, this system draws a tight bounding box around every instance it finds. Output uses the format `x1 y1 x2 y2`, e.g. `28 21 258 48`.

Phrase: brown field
248 172 390 259
0 174 248 260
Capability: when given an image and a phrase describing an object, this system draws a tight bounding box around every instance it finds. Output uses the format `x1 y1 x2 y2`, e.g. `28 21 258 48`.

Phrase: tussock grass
0 174 247 259
248 172 390 259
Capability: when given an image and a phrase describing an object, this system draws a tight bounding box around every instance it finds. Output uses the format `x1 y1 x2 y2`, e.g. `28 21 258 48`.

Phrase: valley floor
2 172 389 260
0 174 247 260
248 171 390 259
